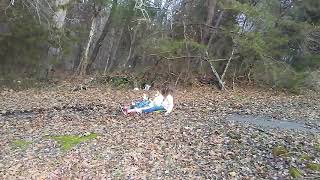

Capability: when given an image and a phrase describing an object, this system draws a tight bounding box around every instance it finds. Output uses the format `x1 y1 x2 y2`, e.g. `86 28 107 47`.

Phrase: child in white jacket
125 87 174 115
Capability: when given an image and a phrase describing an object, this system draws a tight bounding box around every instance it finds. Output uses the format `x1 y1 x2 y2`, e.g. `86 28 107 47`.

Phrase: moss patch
289 168 302 178
12 139 32 150
315 136 320 152
50 133 97 151
315 144 320 152
306 163 320 172
227 132 241 140
113 168 125 179
300 153 313 161
272 146 289 157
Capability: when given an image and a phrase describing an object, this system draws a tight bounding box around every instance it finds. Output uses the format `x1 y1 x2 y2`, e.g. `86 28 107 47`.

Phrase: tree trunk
103 28 117 74
209 60 225 90
221 47 235 81
203 7 228 90
207 10 224 50
77 11 98 76
86 0 118 74
41 0 70 79
107 27 125 72
201 0 217 45
125 22 140 67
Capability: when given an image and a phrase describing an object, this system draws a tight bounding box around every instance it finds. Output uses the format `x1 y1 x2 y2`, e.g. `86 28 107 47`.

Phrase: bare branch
148 54 202 60
221 48 235 81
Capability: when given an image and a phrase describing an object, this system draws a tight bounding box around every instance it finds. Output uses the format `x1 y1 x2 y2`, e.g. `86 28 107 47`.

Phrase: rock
1 110 6 114
229 172 237 177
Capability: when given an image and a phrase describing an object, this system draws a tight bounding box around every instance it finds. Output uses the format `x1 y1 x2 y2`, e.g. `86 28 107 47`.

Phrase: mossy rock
49 133 97 151
306 163 320 172
12 139 32 150
272 146 289 157
289 168 302 178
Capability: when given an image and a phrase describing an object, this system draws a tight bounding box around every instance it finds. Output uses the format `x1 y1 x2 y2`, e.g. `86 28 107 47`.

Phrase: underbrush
0 77 57 90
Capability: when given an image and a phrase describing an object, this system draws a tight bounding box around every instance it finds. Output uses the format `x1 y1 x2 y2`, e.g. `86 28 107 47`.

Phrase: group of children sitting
121 86 174 115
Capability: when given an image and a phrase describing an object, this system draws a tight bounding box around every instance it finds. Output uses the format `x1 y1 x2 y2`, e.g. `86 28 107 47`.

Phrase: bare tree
76 4 102 76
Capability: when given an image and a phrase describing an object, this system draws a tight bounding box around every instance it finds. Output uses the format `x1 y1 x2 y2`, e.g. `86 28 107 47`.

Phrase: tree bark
106 27 124 72
41 0 70 79
85 0 118 74
125 22 141 67
77 9 98 76
221 47 235 81
208 60 225 90
103 28 116 74
207 10 224 50
202 6 229 90
201 0 217 45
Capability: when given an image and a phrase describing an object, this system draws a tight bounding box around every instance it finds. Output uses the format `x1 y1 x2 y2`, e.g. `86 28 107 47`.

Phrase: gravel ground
0 86 319 179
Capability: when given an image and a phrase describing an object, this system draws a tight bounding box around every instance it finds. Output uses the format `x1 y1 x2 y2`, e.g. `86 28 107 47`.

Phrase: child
123 86 174 115
126 94 151 109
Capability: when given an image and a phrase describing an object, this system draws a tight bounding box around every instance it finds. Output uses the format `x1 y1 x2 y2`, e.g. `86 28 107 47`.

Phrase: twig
148 54 202 60
207 58 227 62
35 0 41 24
175 71 182 87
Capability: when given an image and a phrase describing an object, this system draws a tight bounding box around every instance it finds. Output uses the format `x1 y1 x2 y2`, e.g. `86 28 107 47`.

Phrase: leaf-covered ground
0 86 319 179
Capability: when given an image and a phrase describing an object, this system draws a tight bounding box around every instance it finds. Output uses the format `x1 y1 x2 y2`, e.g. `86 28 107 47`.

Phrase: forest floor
0 84 320 179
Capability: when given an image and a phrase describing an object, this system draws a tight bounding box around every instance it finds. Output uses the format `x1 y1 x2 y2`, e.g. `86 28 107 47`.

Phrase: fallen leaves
0 85 319 179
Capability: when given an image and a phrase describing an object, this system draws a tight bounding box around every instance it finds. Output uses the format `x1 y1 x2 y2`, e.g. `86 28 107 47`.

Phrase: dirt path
0 86 319 179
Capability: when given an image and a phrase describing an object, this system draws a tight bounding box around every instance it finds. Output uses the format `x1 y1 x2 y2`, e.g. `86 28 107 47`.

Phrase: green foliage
292 0 320 25
232 1 260 19
0 0 319 91
110 76 131 88
144 38 206 57
96 0 113 6
235 32 267 57
289 168 302 178
12 139 32 150
293 55 320 71
300 153 313 161
50 133 97 151
272 146 289 157
0 2 48 76
228 0 320 91
252 59 308 92
189 0 207 23
316 144 320 152
0 1 85 78
306 163 320 172
232 0 277 31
